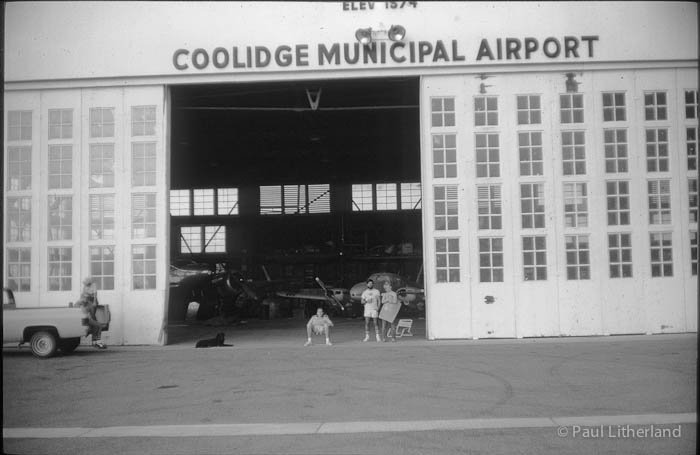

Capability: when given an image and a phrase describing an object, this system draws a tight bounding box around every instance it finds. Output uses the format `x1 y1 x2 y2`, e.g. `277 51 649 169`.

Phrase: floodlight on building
388 25 406 41
565 73 580 93
355 25 407 46
355 28 373 45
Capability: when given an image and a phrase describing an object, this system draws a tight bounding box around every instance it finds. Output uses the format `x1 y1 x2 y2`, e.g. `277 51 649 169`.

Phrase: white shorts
364 308 378 319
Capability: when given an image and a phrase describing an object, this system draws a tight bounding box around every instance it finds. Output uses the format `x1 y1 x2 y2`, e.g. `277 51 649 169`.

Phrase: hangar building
3 2 697 344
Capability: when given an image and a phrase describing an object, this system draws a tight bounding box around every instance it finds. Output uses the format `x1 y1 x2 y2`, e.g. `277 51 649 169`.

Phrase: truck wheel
30 331 58 358
59 337 81 353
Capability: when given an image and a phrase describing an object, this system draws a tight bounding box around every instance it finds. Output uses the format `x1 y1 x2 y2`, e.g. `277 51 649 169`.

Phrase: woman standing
378 281 403 342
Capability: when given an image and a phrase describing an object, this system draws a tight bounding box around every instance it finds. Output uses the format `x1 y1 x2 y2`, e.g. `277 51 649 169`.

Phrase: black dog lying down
195 332 233 348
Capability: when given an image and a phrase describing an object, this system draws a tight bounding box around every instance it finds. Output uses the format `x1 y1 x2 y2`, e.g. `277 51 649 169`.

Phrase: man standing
360 279 381 342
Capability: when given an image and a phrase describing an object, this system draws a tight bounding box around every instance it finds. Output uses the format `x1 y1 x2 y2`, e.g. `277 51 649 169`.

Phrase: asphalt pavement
2 318 697 455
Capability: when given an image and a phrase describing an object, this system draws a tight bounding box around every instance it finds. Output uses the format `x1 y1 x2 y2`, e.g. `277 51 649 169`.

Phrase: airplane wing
275 291 331 301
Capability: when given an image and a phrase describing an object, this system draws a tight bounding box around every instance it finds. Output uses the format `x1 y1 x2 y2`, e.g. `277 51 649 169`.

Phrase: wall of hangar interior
420 68 698 339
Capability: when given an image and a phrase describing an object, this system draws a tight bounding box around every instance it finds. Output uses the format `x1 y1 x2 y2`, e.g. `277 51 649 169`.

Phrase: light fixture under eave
355 25 407 45
388 24 406 41
355 27 373 45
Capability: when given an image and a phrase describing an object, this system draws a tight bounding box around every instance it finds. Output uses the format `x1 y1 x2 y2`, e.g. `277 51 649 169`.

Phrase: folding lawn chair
395 319 413 337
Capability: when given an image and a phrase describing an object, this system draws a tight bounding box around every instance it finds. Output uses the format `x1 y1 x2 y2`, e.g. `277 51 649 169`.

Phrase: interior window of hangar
170 190 191 216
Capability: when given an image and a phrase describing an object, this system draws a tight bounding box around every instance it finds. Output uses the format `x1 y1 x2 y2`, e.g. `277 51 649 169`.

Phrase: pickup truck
2 287 111 358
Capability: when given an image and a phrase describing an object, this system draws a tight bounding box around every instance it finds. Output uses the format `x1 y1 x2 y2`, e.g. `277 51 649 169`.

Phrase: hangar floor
167 315 426 347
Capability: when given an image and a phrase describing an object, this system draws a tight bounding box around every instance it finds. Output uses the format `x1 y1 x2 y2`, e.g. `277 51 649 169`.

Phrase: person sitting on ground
77 277 107 349
304 307 334 346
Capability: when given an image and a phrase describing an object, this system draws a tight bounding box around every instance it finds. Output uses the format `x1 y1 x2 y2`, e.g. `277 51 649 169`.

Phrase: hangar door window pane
688 127 698 171
648 179 672 225
260 186 282 215
89 144 115 188
132 142 156 186
475 96 498 126
691 231 698 276
518 132 543 176
520 183 545 229
433 185 458 230
48 109 73 139
562 131 586 175
8 110 32 141
7 146 32 191
7 197 32 242
435 238 460 283
479 237 504 282
432 134 457 179
477 185 502 230
90 194 115 240
90 108 115 138
308 184 331 214
431 97 455 127
686 90 698 119
217 188 239 215
401 183 422 210
690 179 698 223
6 247 31 292
90 246 115 290
193 189 215 215
522 236 547 281
204 226 226 253
170 190 191 216
565 235 590 280
602 92 626 122
48 195 73 241
564 183 588 228
644 92 667 121
352 184 373 211
48 247 72 291
650 232 673 277
516 95 541 125
606 181 630 226
132 106 156 136
376 184 397 211
560 94 584 124
132 193 157 238
604 129 628 173
132 245 156 290
180 227 202 254
608 233 633 278
48 145 72 189
475 133 500 178
646 128 669 172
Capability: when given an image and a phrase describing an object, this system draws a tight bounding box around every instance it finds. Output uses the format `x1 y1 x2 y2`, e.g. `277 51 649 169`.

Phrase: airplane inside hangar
167 77 426 325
